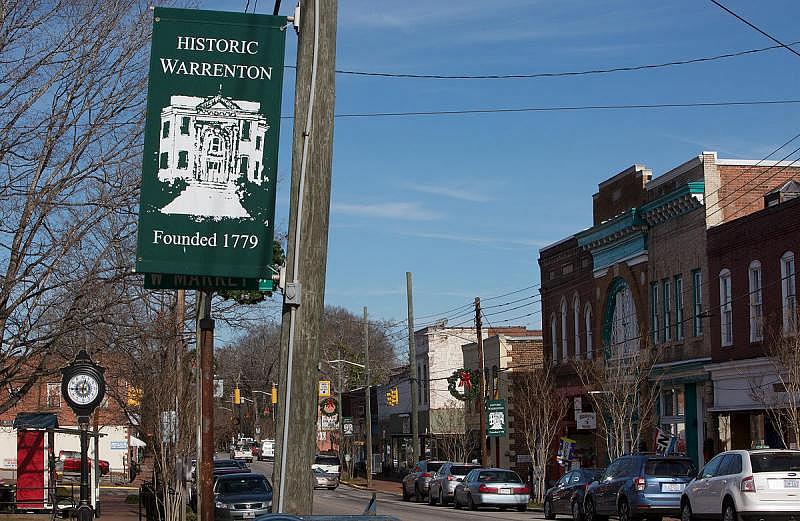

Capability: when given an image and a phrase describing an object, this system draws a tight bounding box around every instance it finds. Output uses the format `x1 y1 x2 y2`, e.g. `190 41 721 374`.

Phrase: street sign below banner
486 399 507 437
135 8 287 286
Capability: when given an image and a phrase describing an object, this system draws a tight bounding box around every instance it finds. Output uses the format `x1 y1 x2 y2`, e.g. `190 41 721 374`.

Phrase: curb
340 481 400 496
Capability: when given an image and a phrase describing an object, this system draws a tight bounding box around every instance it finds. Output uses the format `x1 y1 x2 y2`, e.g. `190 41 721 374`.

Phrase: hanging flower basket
447 368 480 401
319 397 339 417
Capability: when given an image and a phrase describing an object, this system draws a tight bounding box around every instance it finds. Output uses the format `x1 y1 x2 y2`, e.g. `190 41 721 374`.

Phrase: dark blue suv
584 454 696 521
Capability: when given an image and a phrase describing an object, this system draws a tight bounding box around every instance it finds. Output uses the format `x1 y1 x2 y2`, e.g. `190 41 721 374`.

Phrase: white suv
680 449 800 521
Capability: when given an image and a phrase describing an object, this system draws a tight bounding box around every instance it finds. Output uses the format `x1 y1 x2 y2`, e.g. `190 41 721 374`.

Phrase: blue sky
210 0 800 335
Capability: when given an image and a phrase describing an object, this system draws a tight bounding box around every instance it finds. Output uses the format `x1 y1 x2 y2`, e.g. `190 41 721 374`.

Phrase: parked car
259 440 275 461
584 454 697 521
544 468 605 521
230 444 253 463
312 454 341 476
453 467 530 511
401 460 446 502
427 462 481 506
214 472 272 520
680 449 800 521
312 467 340 490
57 450 110 475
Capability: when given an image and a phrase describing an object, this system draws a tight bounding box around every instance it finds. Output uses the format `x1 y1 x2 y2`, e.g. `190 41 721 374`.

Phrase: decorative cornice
640 182 705 226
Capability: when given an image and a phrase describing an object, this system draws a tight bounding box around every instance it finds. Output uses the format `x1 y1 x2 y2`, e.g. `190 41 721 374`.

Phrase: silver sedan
453 468 530 512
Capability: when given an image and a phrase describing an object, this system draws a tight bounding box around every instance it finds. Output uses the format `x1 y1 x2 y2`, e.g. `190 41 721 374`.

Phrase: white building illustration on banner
156 92 270 219
489 411 505 431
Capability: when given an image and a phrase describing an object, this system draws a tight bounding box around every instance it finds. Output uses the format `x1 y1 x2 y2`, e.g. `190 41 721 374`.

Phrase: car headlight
215 502 229 509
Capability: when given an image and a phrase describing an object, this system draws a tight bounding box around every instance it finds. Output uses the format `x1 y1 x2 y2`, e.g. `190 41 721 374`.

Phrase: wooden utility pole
175 289 186 521
406 272 420 462
196 291 214 521
273 0 337 513
475 297 488 467
337 347 344 476
363 306 372 488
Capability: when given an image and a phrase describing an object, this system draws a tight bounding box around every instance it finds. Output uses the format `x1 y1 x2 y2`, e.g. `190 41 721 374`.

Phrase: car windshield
451 465 478 475
315 456 340 466
645 459 695 477
428 462 444 472
478 470 522 483
219 477 270 495
750 452 800 472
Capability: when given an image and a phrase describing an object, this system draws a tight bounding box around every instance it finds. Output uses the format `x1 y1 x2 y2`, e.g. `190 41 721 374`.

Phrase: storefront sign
343 417 354 436
320 414 338 431
516 454 532 464
576 412 596 430
486 399 507 437
136 8 287 285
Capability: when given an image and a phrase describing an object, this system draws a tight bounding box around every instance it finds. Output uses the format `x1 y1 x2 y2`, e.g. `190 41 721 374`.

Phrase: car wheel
585 498 608 521
572 501 583 521
328 486 337 490
402 485 410 502
518 504 528 512
454 495 461 510
415 484 424 503
618 499 631 521
467 493 477 511
722 499 737 521
681 500 694 521
428 487 437 506
544 498 556 520
439 488 448 507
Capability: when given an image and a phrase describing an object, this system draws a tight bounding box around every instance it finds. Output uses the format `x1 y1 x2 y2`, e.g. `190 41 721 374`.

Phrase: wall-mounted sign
576 412 596 430
136 8 287 286
486 399 507 437
343 417 354 436
110 441 128 450
320 414 338 431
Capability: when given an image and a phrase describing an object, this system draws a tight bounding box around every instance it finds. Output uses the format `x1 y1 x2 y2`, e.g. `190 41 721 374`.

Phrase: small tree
513 366 567 503
576 346 661 462
749 333 800 449
431 400 478 463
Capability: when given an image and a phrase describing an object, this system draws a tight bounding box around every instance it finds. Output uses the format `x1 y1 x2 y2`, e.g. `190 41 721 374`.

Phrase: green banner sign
486 399 507 437
135 8 287 283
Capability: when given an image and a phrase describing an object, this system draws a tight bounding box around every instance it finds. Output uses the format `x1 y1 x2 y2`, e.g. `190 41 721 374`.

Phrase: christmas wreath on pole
319 397 339 417
447 368 481 401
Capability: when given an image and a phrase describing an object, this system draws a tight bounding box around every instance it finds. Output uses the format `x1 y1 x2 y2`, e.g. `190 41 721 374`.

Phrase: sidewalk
340 478 401 496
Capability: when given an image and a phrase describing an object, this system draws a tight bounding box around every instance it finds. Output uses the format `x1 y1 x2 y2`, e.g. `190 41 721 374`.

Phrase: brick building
706 181 800 450
540 152 800 473
462 331 543 476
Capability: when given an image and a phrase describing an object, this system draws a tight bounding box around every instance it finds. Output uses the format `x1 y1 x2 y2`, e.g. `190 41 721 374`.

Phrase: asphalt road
248 458 545 520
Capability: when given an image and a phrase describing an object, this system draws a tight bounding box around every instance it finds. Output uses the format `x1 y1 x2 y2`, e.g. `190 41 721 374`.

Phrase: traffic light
234 386 241 405
271 383 277 404
386 386 399 407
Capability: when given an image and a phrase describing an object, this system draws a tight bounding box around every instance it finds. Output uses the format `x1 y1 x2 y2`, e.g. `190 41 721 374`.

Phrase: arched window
573 295 581 359
719 268 733 347
561 298 568 360
781 252 796 336
585 304 593 359
604 278 639 359
550 315 558 365
749 260 763 342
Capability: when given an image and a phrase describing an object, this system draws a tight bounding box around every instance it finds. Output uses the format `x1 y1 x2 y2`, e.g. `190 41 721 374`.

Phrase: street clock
61 350 106 422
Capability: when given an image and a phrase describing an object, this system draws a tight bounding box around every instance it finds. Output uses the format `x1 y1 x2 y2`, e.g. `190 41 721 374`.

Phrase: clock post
61 350 106 521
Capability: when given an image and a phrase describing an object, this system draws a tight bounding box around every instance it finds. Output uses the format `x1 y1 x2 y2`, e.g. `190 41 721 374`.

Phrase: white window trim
585 304 593 359
748 260 763 343
693 270 703 336
719 269 733 347
550 315 558 366
675 276 684 341
651 282 660 346
663 280 672 342
782 251 796 336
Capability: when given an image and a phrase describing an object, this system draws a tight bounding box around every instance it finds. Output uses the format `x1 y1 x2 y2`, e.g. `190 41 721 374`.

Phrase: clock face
66 373 100 406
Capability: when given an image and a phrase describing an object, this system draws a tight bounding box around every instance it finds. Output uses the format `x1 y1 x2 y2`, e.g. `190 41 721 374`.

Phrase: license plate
661 483 684 492
242 512 255 519
500 488 512 495
785 479 799 488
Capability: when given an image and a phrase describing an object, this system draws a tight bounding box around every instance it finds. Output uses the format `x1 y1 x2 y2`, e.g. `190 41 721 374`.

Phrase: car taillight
634 477 646 491
421 472 432 478
513 486 530 494
478 484 498 493
447 475 456 481
741 476 756 492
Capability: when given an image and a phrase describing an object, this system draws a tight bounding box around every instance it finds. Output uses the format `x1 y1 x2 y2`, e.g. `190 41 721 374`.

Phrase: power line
284 41 800 80
708 0 800 60
290 99 800 120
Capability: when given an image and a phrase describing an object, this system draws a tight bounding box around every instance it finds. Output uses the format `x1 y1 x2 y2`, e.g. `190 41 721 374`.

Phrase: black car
214 472 272 520
584 454 696 521
544 468 605 521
